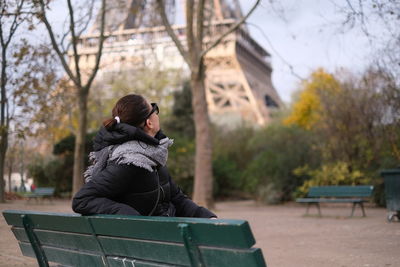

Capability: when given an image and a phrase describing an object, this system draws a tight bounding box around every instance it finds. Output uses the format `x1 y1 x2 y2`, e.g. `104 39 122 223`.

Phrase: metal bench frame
296 185 374 217
25 188 55 203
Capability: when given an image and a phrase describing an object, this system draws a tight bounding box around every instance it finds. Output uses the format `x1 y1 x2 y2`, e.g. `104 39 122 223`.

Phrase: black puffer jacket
72 123 216 218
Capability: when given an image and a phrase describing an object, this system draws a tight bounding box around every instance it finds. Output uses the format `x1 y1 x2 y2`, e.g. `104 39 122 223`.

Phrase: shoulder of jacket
106 161 156 175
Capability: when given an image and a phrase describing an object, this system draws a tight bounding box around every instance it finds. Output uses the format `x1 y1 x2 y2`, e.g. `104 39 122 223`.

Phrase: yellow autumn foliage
284 68 342 130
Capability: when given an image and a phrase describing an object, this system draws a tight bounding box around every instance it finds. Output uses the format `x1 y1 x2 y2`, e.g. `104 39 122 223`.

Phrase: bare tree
337 1 400 164
36 0 107 195
156 0 260 207
328 0 399 94
360 68 400 163
0 0 30 202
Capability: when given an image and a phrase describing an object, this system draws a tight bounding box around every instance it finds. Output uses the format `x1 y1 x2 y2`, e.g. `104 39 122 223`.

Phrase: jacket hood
93 123 162 151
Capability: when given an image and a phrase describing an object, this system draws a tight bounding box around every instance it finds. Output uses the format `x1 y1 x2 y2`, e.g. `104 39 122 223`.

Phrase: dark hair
103 94 150 129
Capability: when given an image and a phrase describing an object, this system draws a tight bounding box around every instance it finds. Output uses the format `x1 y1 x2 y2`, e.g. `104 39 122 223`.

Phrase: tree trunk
0 47 8 203
156 0 260 209
8 156 12 193
0 130 7 202
72 90 88 195
191 68 214 208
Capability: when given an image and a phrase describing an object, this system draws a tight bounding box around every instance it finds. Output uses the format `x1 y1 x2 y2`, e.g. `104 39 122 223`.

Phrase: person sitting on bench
72 94 216 219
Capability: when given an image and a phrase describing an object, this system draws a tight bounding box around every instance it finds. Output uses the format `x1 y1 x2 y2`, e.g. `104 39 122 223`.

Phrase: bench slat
36 230 101 252
33 188 54 193
11 227 29 242
105 248 265 267
201 247 265 267
296 198 364 203
43 246 105 266
25 187 55 198
18 242 105 266
100 236 264 267
90 215 255 249
4 211 256 249
107 257 182 267
3 211 93 234
11 227 101 252
18 242 37 258
99 236 190 266
308 186 373 198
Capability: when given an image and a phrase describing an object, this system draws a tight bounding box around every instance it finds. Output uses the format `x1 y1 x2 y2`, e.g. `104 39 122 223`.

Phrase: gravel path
1 199 399 267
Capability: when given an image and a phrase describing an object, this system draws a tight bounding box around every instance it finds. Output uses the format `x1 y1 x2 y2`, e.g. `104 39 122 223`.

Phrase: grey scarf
84 137 173 183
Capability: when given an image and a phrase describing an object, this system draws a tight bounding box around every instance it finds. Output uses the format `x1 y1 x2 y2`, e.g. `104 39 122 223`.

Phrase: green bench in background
296 185 374 217
25 187 55 203
2 210 267 267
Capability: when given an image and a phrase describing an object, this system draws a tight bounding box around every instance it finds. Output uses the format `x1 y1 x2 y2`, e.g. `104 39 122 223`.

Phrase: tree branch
66 0 96 74
76 0 96 37
38 0 79 87
67 0 82 85
5 94 9 127
195 0 205 54
156 0 190 65
186 0 195 66
1 0 26 129
0 16 5 48
84 0 106 92
3 0 26 49
200 0 261 59
60 27 72 52
247 22 304 81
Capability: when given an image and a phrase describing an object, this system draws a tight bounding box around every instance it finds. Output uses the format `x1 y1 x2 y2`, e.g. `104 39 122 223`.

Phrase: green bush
242 123 321 203
27 155 72 195
162 80 195 138
213 155 243 198
28 132 96 196
166 135 195 196
28 156 50 187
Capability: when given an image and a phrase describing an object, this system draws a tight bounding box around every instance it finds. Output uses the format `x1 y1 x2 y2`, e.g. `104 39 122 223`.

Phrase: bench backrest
2 210 266 267
308 185 374 198
33 187 55 195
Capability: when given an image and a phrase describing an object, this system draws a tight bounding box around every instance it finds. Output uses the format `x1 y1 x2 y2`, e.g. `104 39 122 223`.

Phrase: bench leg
316 203 321 217
351 203 356 217
306 203 321 216
351 202 366 217
360 202 366 217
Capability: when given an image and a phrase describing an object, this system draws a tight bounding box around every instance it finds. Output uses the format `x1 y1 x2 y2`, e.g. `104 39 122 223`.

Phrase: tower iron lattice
73 0 282 126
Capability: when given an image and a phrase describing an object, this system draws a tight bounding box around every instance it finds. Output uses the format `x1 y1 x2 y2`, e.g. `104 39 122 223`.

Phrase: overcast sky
43 0 384 103
241 0 380 103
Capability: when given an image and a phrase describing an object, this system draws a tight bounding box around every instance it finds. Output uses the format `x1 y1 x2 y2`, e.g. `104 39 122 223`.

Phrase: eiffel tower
75 0 282 126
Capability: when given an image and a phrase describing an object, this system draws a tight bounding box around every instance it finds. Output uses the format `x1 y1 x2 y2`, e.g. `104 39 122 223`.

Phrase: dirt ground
1 199 399 267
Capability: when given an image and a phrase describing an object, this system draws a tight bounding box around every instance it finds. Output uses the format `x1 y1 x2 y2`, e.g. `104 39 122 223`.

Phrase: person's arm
169 176 217 218
72 183 140 216
72 164 141 216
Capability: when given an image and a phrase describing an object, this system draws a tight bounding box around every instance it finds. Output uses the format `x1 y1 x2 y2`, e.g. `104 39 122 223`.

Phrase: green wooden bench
25 187 55 203
296 185 374 217
2 210 267 267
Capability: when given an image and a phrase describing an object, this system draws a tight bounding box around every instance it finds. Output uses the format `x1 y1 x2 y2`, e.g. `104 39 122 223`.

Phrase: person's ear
145 118 153 129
